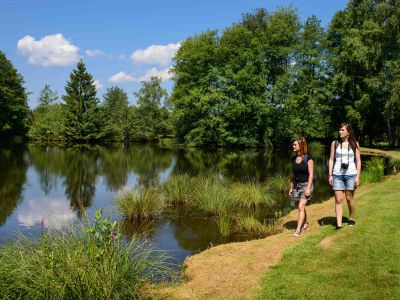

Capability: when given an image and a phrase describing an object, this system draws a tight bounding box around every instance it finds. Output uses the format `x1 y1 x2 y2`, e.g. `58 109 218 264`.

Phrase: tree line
1 0 399 147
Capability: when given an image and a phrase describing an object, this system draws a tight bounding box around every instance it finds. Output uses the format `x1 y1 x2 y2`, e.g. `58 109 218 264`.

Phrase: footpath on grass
154 149 400 300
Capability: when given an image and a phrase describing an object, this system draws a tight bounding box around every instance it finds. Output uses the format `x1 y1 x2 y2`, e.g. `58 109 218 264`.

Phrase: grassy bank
0 210 169 300
259 174 400 299
154 149 399 300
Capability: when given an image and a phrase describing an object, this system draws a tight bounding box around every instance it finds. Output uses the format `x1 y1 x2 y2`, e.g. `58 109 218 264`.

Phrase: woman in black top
289 137 314 237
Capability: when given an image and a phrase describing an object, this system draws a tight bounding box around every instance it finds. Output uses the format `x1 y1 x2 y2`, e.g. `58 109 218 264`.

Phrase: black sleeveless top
291 154 312 183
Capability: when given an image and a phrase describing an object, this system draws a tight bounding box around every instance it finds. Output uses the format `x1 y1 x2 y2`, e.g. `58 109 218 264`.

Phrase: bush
361 157 385 184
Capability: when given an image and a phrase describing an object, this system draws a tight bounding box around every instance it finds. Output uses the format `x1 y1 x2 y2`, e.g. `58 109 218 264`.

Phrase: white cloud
131 42 180 66
93 79 102 89
17 197 75 230
109 71 136 83
17 34 80 67
86 49 104 57
138 67 171 82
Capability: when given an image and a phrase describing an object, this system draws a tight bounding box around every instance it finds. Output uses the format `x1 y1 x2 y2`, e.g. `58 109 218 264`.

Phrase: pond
0 143 368 264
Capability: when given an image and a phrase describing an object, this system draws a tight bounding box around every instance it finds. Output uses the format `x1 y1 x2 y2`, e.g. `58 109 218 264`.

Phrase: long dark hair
337 123 359 152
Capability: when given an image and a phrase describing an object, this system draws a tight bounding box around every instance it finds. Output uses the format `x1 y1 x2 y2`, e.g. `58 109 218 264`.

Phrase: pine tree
0 51 29 140
62 60 100 141
37 84 58 109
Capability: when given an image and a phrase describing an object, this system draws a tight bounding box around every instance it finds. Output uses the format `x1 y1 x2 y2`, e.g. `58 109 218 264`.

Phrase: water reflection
17 196 75 229
0 145 27 226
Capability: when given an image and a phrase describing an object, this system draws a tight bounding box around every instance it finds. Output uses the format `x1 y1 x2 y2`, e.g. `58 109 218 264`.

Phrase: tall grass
361 157 385 183
230 181 274 210
161 173 195 206
234 214 280 236
117 186 164 221
192 176 233 216
308 141 325 156
216 215 231 237
0 210 169 299
389 158 400 173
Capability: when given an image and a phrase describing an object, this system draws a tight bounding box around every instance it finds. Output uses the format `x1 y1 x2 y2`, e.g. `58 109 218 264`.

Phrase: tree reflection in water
0 145 27 226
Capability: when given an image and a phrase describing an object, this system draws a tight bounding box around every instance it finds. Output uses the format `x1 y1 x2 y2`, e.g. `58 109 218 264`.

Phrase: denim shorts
333 174 357 191
291 182 313 202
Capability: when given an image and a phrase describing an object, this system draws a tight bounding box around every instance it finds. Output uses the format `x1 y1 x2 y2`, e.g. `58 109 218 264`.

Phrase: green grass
267 175 289 194
161 173 195 206
0 210 170 299
216 215 231 237
259 176 400 299
117 186 164 221
192 176 233 216
230 181 274 210
308 141 325 155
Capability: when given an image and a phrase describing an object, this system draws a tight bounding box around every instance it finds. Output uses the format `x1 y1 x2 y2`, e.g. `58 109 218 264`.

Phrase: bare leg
345 190 356 220
335 191 344 227
296 199 308 232
303 208 308 228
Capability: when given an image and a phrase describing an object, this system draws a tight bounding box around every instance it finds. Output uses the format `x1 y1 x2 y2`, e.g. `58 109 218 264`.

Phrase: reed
267 175 289 195
161 174 195 206
308 141 325 155
117 186 164 221
235 214 281 236
230 181 274 210
0 210 169 299
216 215 231 237
191 176 234 216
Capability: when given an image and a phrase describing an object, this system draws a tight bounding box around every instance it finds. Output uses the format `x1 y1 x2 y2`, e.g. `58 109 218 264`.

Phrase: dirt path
152 183 373 300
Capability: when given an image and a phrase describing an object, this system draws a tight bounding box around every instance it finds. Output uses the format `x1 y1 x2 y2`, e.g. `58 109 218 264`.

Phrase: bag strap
334 140 357 165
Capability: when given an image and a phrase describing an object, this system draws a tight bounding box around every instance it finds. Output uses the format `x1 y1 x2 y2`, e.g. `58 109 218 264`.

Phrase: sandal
293 230 301 237
301 224 309 232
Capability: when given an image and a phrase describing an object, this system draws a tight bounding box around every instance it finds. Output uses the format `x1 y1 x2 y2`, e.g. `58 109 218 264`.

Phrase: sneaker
335 225 343 230
348 220 356 226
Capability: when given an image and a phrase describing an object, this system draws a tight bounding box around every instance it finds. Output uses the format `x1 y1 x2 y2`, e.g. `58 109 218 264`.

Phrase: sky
1 0 348 108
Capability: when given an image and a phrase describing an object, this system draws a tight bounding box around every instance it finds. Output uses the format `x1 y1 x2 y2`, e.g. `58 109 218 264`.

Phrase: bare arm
328 141 335 185
305 159 314 197
355 142 361 186
307 159 314 189
289 172 294 195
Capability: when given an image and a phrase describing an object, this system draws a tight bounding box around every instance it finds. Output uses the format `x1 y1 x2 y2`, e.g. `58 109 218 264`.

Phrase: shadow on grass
283 221 297 230
318 216 349 227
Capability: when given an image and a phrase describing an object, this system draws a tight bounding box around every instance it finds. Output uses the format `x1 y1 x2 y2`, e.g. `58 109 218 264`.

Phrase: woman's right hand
328 175 333 186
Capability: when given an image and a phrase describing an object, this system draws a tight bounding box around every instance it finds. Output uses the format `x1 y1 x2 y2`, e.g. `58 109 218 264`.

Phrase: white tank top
333 143 357 175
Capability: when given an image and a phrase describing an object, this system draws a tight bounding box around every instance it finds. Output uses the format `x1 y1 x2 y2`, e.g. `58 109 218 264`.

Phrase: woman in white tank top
328 123 361 229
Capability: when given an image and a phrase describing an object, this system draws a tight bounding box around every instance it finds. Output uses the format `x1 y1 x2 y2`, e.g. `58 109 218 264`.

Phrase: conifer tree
0 51 29 140
62 60 100 141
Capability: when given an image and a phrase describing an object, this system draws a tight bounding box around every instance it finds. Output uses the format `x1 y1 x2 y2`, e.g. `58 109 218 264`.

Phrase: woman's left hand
305 187 311 197
354 177 360 187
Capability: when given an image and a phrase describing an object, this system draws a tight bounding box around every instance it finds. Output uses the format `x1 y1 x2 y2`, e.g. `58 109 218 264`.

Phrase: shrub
361 157 385 184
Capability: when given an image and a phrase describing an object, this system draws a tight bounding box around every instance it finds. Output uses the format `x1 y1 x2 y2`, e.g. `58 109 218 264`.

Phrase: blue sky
1 0 348 108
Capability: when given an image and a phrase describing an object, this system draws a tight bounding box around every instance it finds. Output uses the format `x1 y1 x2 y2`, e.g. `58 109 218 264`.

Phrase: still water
0 143 335 264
